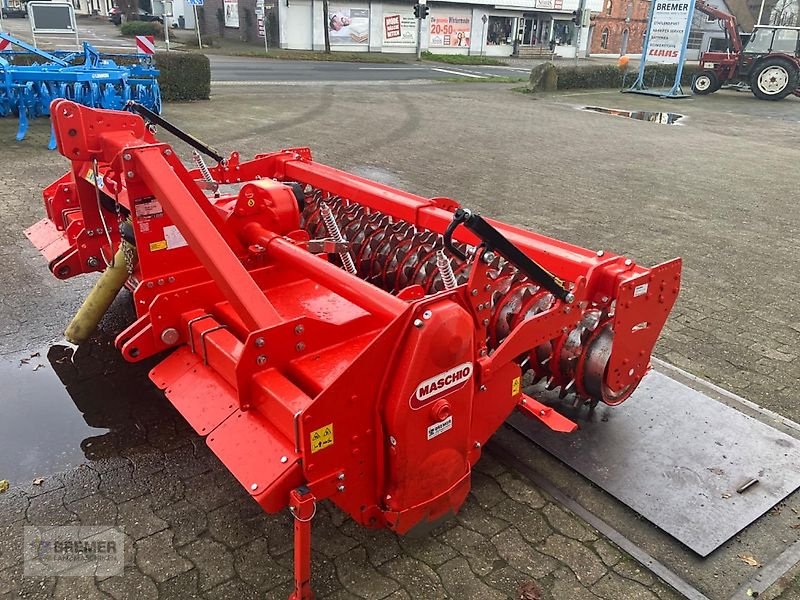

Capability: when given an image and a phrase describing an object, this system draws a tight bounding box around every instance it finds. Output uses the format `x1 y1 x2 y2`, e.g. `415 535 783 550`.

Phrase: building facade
588 0 649 56
187 0 603 57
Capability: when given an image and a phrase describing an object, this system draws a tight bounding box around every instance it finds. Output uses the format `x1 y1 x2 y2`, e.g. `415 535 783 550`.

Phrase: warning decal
310 423 334 453
512 376 521 396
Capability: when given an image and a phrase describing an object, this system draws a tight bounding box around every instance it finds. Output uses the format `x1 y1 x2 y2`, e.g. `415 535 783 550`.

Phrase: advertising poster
429 15 471 48
223 0 239 28
328 6 370 45
644 0 693 63
382 9 416 46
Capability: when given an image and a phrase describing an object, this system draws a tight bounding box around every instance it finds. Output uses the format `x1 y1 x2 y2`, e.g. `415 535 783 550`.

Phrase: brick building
589 0 649 55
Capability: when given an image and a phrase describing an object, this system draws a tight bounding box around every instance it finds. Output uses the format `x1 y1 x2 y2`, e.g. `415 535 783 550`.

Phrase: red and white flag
0 38 11 52
135 35 155 55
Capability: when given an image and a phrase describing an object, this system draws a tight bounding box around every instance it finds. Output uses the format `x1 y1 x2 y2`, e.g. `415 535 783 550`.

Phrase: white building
277 0 602 57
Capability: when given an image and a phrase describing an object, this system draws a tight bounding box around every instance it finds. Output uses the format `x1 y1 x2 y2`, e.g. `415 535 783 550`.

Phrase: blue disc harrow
0 33 161 148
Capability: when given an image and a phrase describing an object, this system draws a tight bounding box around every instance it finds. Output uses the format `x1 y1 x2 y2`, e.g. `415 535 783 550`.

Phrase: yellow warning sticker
149 240 167 252
512 376 521 396
310 423 334 453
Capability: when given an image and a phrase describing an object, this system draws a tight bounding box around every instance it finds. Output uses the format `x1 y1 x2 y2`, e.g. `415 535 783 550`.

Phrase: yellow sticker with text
149 240 167 252
512 376 521 396
310 423 334 453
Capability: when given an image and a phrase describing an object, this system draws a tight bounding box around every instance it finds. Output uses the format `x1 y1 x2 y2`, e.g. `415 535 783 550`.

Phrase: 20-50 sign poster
429 15 471 47
645 0 693 64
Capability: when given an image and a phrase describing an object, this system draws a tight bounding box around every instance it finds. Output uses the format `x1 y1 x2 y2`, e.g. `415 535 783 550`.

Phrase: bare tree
770 0 798 24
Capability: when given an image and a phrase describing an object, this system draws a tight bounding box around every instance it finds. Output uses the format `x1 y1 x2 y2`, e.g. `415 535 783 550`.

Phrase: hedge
552 63 701 91
120 21 163 38
154 52 211 101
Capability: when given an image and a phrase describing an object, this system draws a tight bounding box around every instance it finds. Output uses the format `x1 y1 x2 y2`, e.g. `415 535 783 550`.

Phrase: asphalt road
208 55 532 83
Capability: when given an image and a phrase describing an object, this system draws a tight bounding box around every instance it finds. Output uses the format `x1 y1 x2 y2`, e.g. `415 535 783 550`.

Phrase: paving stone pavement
3 83 800 599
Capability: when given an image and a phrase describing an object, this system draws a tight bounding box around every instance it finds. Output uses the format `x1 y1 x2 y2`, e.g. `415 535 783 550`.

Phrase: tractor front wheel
750 57 798 100
692 70 720 95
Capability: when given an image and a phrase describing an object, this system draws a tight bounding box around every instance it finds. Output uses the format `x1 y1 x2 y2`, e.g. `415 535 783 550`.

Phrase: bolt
564 306 571 313
157 278 165 286
294 324 304 335
385 495 392 502
123 153 132 161
624 259 633 266
628 368 635 376
256 355 267 366
280 456 288 463
146 281 154 288
422 310 432 320
480 385 487 391
126 171 135 178
565 292 575 304
479 349 487 357
483 251 496 264
521 398 527 405
87 230 94 237
389 436 397 446
337 485 345 492
164 149 172 156
474 441 481 448
413 319 424 328
471 289 478 296
296 342 306 352
160 328 179 345
601 296 609 303
338 473 345 480
484 283 491 291
482 318 489 326
255 337 265 348
250 483 258 491
539 409 546 416
57 266 70 277
476 303 483 311
167 276 175 284
596 250 605 257
87 256 99 268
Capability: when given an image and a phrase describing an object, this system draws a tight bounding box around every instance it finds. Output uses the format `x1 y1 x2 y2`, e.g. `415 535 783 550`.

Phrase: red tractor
692 0 800 100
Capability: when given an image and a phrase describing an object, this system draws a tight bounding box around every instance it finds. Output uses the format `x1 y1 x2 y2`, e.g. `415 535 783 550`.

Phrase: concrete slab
507 370 800 556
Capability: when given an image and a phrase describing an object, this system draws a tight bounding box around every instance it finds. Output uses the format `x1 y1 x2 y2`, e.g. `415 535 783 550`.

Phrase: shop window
606 1 613 15
600 27 609 48
552 22 574 46
487 16 514 45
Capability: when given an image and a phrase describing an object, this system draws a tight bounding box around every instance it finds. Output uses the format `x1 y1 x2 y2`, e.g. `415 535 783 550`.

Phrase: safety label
634 283 649 297
149 240 167 252
512 376 521 396
163 225 188 249
310 423 334 453
135 197 163 219
427 416 453 440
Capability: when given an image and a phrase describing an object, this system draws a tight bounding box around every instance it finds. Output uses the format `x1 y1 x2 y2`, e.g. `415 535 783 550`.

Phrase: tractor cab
739 26 800 76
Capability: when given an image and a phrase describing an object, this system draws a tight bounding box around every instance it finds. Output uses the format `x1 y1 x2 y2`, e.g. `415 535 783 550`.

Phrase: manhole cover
582 106 684 124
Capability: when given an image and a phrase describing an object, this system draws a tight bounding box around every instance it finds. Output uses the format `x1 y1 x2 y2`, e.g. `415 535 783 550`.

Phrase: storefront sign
329 6 370 45
383 9 416 45
223 0 239 27
644 1 693 63
429 15 471 47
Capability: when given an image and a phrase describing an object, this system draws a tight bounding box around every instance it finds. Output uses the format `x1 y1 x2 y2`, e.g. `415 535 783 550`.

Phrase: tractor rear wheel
691 70 720 95
750 57 798 100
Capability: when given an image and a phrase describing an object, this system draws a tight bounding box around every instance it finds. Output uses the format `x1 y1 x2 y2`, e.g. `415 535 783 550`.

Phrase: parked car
108 7 163 26
1 6 27 18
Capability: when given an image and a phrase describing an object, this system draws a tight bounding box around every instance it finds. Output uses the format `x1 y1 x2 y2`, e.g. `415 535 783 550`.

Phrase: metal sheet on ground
507 370 800 556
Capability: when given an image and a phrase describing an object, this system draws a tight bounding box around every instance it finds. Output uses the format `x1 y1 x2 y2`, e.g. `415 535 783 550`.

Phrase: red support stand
289 487 316 600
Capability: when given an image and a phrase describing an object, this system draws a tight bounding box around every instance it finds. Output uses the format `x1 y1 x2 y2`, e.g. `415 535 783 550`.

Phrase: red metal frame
26 101 682 598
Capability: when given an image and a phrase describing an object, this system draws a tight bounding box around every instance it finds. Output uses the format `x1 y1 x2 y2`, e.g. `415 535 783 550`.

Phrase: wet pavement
1 84 799 599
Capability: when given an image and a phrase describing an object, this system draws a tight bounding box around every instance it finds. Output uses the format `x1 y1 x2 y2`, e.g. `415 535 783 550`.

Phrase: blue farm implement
0 33 160 148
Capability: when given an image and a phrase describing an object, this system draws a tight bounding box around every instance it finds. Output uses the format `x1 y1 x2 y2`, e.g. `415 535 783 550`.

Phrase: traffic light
413 3 429 18
421 4 429 18
571 9 582 24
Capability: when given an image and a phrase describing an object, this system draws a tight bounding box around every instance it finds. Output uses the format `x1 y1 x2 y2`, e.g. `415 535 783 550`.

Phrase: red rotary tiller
27 101 681 599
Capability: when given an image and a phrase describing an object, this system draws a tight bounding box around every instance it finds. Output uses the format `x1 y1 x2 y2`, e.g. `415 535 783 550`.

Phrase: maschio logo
410 363 473 409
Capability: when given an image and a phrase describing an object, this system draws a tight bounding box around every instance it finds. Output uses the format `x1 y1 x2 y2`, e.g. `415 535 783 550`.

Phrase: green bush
120 21 163 38
154 52 210 101
553 63 701 91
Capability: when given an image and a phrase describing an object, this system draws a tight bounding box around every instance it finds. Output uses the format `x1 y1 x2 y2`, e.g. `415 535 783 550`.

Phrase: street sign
136 34 155 54
27 2 78 47
187 0 203 6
